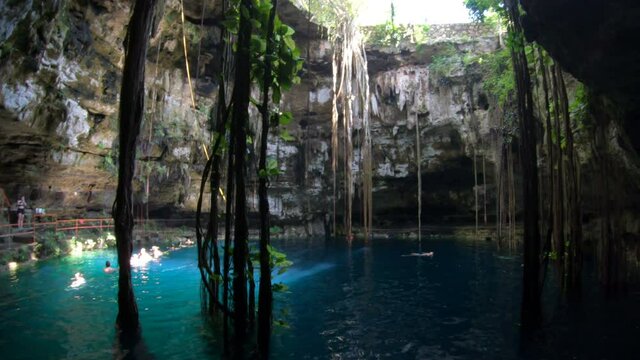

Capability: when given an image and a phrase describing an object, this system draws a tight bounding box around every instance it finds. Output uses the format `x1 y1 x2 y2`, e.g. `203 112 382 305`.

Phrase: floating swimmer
70 272 86 288
150 246 163 259
402 252 434 257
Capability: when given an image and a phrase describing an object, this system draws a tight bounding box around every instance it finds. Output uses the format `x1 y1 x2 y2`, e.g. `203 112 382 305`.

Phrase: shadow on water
114 329 155 360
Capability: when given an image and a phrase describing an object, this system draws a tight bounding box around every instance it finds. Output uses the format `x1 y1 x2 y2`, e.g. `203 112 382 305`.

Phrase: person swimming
150 246 163 259
104 260 116 273
131 248 153 267
402 252 434 257
70 272 86 288
139 248 153 262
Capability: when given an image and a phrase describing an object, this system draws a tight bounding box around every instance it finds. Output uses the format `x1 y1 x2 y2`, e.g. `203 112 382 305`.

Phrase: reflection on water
1 239 639 359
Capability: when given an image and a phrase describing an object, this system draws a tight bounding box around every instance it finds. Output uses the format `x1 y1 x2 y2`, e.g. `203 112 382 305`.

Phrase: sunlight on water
276 262 335 284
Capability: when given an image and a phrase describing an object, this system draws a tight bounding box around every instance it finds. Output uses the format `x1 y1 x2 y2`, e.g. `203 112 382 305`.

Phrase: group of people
130 246 163 267
69 246 165 288
69 262 113 288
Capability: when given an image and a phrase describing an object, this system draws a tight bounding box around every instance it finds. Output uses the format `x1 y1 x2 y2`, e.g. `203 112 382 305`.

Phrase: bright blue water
1 238 639 359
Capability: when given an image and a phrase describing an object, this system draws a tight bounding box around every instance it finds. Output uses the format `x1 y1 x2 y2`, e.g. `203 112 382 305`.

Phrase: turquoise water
1 238 639 359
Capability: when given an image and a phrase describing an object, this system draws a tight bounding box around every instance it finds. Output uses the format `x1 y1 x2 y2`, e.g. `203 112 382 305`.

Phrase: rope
180 0 197 109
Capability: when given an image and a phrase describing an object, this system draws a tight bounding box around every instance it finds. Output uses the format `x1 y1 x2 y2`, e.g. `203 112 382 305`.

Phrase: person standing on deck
16 196 27 228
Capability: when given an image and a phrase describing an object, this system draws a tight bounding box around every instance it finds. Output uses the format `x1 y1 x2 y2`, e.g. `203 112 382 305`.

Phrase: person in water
70 272 86 288
104 261 116 273
16 196 27 228
150 246 163 259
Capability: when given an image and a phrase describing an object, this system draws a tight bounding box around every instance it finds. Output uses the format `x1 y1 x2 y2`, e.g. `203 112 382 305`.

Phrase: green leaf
240 5 250 20
272 87 281 103
280 129 295 142
274 319 290 328
279 111 293 126
272 282 289 292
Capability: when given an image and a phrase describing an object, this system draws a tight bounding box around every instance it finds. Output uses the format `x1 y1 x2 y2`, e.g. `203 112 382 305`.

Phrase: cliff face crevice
0 0 501 231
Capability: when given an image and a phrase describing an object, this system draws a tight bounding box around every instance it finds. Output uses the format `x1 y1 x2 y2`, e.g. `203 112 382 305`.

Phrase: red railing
0 217 114 244
0 217 196 245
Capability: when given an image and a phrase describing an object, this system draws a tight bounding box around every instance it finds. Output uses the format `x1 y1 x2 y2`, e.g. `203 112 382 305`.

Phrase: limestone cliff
0 0 501 233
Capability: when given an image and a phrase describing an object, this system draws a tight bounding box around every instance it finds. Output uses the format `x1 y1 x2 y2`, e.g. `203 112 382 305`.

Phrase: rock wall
0 0 501 233
0 0 213 218
273 30 499 232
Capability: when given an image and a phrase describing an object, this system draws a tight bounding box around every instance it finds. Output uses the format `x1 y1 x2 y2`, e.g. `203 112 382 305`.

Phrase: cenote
1 238 639 359
2 0 640 358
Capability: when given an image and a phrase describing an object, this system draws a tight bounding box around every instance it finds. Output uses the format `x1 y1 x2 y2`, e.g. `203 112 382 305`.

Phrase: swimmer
131 248 153 267
104 260 116 273
402 252 434 257
150 246 163 259
130 253 142 267
70 272 86 288
139 248 153 263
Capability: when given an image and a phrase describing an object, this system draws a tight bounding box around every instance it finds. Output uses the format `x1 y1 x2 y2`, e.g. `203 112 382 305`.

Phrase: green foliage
34 231 65 257
99 149 118 176
569 83 595 147
365 23 430 47
222 0 303 157
0 245 32 265
361 1 429 47
570 83 589 127
464 0 505 22
258 157 280 178
268 244 293 275
294 0 366 37
429 44 461 78
429 44 486 82
272 282 288 292
479 48 515 104
269 225 283 235
157 117 187 141
244 1 303 97
279 129 295 142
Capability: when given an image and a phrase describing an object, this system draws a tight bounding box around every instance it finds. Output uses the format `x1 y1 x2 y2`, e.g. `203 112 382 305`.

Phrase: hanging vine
299 0 373 240
193 0 301 357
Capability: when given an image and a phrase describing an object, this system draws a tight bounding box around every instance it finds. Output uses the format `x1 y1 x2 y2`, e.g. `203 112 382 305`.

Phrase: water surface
1 238 638 359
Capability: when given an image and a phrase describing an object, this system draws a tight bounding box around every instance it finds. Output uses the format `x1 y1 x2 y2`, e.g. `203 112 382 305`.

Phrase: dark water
1 238 639 359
